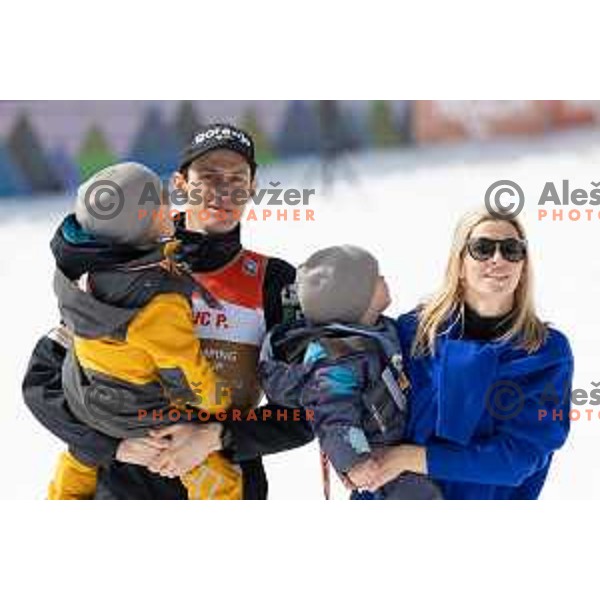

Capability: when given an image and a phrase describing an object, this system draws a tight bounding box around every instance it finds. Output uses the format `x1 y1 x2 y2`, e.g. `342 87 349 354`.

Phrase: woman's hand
116 436 171 467
369 444 427 492
346 458 378 490
146 423 223 478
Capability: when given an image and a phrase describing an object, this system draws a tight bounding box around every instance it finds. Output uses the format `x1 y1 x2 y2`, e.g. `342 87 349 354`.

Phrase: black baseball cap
178 123 257 175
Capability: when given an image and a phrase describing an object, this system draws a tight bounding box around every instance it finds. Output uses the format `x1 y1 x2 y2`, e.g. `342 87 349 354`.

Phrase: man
23 123 313 499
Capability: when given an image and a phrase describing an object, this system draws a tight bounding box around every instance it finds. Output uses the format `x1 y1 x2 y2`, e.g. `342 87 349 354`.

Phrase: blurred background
2 100 600 196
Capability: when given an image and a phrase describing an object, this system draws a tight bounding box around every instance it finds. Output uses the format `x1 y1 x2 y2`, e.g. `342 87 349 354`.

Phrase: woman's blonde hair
412 209 548 357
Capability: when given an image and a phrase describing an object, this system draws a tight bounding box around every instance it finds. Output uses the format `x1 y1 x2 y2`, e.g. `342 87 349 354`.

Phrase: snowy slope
2 129 599 499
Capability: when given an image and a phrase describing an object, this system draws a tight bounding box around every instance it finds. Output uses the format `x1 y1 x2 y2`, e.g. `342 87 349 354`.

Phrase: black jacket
22 217 313 499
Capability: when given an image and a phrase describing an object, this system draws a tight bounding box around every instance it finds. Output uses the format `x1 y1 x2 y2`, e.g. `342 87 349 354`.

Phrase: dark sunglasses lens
500 239 526 262
468 238 496 261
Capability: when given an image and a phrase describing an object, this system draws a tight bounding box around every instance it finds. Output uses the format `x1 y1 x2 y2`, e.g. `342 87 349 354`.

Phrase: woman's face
461 220 525 306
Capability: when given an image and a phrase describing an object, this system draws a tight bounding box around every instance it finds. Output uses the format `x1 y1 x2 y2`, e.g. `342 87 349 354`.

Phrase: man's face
173 149 255 234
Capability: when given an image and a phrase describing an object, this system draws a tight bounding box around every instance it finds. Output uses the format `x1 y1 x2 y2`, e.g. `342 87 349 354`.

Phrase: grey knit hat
75 162 163 247
296 245 380 324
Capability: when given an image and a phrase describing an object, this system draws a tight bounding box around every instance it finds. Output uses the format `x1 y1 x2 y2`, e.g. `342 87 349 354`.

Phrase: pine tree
369 100 402 148
0 143 30 197
51 146 81 193
275 100 321 158
241 104 275 165
128 104 178 176
174 100 202 148
6 112 63 194
77 125 117 181
316 101 361 155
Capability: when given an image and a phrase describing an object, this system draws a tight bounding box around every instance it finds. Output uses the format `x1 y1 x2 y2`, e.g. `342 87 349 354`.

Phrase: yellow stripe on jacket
74 292 228 413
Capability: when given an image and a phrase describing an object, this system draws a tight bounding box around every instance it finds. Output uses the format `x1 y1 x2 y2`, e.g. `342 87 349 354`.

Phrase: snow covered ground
2 128 599 500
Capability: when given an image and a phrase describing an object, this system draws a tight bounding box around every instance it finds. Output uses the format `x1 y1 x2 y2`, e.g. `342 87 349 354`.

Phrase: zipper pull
398 369 411 391
391 354 411 391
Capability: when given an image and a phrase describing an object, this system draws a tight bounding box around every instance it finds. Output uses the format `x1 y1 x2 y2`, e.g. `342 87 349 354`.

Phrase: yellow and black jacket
55 242 225 438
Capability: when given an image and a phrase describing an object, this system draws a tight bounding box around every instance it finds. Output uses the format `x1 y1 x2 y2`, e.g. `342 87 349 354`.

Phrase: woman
369 209 574 499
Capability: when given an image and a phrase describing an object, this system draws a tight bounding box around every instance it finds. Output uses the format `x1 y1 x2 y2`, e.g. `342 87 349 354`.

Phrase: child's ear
249 175 258 198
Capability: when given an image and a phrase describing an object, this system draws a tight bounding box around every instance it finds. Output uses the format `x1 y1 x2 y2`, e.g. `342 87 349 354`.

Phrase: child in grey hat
44 162 243 500
74 162 170 246
261 245 441 499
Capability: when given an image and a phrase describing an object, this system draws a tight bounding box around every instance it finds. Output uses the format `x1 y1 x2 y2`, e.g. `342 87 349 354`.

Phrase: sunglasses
466 237 527 263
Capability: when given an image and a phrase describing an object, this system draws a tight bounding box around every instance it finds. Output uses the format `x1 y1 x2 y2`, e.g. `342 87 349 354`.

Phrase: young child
46 162 241 500
260 245 441 499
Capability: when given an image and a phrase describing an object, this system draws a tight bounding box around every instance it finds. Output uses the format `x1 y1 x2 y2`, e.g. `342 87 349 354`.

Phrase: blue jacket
260 318 409 473
396 311 574 499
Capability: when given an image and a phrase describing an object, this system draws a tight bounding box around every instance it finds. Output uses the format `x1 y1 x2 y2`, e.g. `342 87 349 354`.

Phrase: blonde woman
367 209 574 499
